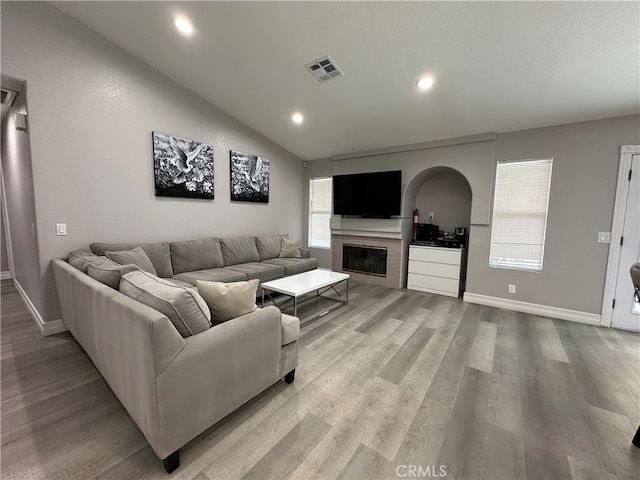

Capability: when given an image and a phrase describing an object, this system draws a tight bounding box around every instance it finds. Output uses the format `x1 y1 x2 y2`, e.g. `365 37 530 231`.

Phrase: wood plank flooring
2 279 639 479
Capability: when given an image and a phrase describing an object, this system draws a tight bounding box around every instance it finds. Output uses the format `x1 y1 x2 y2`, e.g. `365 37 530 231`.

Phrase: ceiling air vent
305 55 343 83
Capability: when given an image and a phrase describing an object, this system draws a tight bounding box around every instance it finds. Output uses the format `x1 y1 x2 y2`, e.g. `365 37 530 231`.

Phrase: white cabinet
407 245 464 297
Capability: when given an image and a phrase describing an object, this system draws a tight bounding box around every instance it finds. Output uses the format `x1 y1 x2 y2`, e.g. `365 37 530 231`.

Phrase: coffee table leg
294 296 298 317
261 288 264 308
345 279 349 304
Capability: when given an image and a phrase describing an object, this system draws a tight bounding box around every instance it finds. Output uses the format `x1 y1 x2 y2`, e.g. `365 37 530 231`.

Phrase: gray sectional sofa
90 234 319 287
51 234 318 473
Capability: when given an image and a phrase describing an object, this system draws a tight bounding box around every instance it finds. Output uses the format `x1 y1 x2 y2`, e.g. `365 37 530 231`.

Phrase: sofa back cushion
120 270 211 337
220 237 259 266
170 238 224 274
255 234 289 261
91 242 173 278
86 257 139 289
106 246 157 275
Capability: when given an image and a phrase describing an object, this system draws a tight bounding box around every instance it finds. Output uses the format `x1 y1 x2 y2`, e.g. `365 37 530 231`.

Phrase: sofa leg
163 450 180 474
284 369 295 384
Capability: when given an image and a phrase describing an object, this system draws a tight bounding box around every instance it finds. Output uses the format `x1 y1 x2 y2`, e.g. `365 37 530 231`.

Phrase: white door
612 154 640 331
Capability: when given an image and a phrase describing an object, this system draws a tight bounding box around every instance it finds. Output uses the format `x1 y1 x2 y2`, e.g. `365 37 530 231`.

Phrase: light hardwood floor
2 279 639 479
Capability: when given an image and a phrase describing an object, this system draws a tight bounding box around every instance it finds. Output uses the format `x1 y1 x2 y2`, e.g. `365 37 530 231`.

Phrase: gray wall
1 193 11 275
467 115 640 314
1 2 305 322
1 84 42 310
333 138 496 225
306 115 639 315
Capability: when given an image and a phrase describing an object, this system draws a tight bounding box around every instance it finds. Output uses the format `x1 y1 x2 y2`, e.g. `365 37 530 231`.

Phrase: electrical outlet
429 212 434 222
508 284 516 294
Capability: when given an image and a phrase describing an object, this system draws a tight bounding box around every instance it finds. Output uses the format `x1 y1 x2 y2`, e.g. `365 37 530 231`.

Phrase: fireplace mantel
329 216 405 239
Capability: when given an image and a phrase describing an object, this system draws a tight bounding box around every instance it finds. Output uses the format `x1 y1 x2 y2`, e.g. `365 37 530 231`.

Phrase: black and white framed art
153 131 214 199
229 150 269 203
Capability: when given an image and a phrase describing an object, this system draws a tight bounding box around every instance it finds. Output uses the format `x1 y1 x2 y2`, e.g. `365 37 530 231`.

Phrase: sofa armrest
154 305 283 458
51 258 186 459
299 248 311 258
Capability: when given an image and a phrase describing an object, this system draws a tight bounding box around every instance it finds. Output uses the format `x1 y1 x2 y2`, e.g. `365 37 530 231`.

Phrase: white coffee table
261 269 349 326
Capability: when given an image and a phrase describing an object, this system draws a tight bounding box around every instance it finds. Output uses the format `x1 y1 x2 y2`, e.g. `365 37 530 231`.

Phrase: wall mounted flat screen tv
333 170 402 218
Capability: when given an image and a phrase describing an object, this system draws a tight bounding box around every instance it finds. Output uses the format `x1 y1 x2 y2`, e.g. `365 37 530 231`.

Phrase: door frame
601 144 639 327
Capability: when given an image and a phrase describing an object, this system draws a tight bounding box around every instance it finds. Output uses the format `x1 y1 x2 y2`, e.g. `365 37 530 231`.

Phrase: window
489 158 553 271
309 177 332 248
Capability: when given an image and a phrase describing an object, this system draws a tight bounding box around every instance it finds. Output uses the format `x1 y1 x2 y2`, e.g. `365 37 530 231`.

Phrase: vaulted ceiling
52 1 640 160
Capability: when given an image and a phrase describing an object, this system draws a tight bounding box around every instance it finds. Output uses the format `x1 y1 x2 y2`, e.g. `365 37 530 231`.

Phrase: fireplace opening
343 244 387 277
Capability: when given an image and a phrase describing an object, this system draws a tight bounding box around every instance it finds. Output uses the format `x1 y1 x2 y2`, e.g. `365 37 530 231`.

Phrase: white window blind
489 158 553 271
309 177 332 248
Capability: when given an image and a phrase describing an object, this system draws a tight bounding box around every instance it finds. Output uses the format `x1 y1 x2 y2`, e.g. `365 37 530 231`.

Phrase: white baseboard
463 292 601 326
13 280 68 336
1 271 12 280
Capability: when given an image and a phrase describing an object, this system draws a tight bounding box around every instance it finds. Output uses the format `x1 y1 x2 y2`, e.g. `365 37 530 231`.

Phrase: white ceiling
52 1 640 161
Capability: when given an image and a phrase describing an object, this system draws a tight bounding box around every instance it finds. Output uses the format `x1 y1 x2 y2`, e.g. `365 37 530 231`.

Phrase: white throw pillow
279 239 301 258
196 279 259 325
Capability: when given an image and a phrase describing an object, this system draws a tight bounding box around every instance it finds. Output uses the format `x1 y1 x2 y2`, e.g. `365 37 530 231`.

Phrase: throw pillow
196 279 259 325
67 249 98 273
279 239 301 258
86 257 139 289
120 270 211 337
106 246 158 275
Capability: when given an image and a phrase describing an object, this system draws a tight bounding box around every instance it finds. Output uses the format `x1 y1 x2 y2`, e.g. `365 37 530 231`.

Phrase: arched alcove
399 167 473 290
403 166 472 232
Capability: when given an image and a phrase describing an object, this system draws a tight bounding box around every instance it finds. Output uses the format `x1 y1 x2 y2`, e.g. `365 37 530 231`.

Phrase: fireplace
342 244 387 277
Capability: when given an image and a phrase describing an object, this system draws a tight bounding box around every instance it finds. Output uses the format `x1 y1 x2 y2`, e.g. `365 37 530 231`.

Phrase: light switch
597 232 611 243
56 223 67 236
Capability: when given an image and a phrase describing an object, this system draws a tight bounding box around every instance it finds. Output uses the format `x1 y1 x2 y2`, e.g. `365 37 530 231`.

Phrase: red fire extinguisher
413 209 419 229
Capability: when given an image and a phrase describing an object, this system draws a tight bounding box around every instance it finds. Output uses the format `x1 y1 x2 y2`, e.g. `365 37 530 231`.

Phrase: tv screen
333 170 401 218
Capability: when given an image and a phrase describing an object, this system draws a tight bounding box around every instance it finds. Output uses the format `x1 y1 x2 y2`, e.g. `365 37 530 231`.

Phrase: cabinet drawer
409 246 461 265
408 260 460 279
407 273 459 296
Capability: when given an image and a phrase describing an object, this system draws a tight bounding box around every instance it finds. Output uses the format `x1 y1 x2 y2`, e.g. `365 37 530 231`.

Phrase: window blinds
309 177 332 248
489 158 553 271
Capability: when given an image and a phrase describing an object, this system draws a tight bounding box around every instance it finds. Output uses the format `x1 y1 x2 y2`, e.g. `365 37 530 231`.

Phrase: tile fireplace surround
331 234 402 288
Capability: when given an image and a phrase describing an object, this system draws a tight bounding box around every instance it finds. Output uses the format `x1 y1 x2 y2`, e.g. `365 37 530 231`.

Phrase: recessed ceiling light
174 15 194 36
292 112 304 125
417 76 435 90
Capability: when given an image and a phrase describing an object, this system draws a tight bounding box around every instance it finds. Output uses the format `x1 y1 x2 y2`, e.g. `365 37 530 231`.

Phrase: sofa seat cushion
91 242 173 278
166 278 198 289
120 270 211 337
220 237 259 266
255 234 288 261
196 279 259 325
86 257 139 289
106 246 158 275
281 314 300 346
171 267 247 286
224 262 284 284
67 249 99 273
261 257 320 276
170 237 224 274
